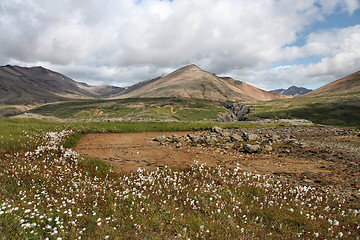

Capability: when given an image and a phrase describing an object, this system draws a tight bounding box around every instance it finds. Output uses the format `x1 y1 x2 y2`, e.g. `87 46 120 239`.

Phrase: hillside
118 64 288 102
304 70 360 97
248 70 360 126
0 65 123 105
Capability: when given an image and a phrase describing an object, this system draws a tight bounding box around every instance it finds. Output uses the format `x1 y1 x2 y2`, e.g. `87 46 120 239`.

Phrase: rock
153 134 166 142
220 130 230 137
187 134 200 141
269 134 281 142
230 134 243 142
298 142 309 148
211 126 223 133
261 139 272 146
264 145 273 152
243 144 260 153
283 139 299 144
249 134 259 141
175 142 183 148
242 132 259 141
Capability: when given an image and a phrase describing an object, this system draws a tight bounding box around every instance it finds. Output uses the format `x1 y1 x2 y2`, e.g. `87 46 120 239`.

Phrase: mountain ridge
117 64 288 102
0 65 123 105
270 86 312 97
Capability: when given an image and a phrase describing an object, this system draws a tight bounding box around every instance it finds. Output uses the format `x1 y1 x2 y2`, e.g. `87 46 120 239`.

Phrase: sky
0 0 360 90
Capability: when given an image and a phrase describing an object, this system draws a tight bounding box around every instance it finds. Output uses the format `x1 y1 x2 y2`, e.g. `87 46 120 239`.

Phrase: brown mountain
304 70 360 97
118 64 288 101
0 65 123 105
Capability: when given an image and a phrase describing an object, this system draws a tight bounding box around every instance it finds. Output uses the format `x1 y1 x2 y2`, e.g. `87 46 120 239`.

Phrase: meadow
248 94 360 127
27 98 227 122
0 118 359 239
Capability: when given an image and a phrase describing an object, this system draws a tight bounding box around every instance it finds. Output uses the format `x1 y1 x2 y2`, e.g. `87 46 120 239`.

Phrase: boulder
264 145 273 152
211 126 223 133
261 139 272 146
230 134 243 142
243 144 260 153
187 134 200 141
153 134 166 142
283 139 299 145
242 132 259 141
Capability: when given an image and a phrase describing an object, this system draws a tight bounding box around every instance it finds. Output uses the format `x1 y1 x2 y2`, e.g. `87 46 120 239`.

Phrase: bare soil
75 127 360 202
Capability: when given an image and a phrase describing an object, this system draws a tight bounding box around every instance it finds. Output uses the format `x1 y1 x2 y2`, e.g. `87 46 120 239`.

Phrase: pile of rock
153 126 307 154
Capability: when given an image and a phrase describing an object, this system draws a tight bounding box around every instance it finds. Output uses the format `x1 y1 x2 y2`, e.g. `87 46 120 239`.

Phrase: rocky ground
75 126 360 205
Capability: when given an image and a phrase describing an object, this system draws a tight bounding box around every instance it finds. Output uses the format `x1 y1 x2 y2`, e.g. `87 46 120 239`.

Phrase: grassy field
0 118 359 239
248 94 360 127
27 98 228 122
0 118 255 154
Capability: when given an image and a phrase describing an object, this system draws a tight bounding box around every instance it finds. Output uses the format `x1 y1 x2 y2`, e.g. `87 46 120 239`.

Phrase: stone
230 134 243 142
211 126 223 133
220 130 230 137
243 144 260 153
264 145 273 152
261 139 272 146
242 132 259 141
175 142 183 148
298 142 309 148
187 134 200 141
153 134 166 142
270 134 281 142
283 139 299 144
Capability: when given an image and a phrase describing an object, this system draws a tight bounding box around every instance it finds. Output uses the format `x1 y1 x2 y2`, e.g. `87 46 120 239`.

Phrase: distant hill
249 70 360 126
270 86 312 97
304 70 360 97
0 65 123 105
118 64 288 102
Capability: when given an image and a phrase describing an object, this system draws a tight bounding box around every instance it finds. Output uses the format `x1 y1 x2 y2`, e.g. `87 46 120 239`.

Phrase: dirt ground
75 128 360 202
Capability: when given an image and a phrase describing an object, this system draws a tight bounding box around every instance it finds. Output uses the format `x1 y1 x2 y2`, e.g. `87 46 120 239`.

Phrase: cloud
0 0 359 89
243 24 360 90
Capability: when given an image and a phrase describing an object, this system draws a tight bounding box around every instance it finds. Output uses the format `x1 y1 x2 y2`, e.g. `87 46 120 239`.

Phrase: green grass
0 118 255 153
28 98 228 121
248 95 360 127
0 119 359 239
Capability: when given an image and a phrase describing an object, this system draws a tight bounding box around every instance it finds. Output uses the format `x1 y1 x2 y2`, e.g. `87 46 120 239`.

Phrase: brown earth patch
75 128 360 202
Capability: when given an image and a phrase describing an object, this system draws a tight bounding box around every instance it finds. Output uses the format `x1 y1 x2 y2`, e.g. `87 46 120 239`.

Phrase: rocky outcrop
219 102 253 121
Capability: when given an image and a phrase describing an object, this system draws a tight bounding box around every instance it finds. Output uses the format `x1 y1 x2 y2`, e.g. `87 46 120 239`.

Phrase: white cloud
0 0 359 90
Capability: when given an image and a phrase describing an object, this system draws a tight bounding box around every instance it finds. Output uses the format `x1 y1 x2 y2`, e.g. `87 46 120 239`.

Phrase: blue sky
1 0 359 90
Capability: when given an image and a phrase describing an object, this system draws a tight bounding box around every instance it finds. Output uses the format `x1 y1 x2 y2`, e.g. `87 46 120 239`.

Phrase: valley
0 64 359 239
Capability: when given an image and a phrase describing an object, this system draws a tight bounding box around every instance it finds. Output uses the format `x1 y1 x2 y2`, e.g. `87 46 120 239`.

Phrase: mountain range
270 86 312 97
0 64 287 105
0 65 123 105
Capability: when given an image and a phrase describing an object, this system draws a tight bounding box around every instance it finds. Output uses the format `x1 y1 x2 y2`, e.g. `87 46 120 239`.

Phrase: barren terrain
75 126 360 203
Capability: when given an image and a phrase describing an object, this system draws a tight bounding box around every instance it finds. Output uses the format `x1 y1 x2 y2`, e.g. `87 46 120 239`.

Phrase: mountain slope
270 86 312 97
249 70 360 126
118 64 287 102
0 65 123 105
304 70 360 97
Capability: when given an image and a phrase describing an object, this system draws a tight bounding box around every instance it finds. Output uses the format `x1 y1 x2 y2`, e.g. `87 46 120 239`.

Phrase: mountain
0 64 287 106
249 70 360 126
0 65 123 105
304 70 360 97
117 64 288 102
270 86 312 97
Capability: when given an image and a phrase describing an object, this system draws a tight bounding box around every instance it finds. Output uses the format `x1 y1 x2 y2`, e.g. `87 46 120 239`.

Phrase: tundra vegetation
0 118 359 239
